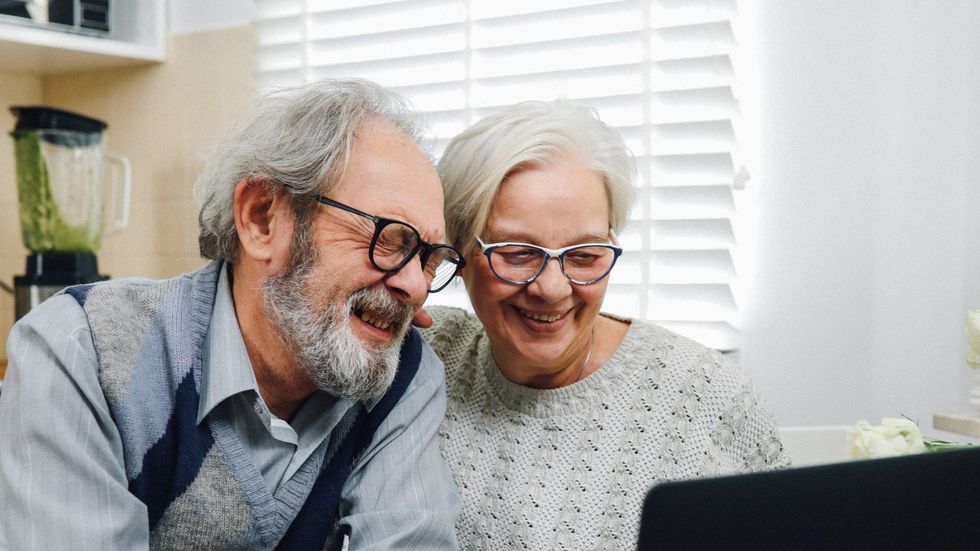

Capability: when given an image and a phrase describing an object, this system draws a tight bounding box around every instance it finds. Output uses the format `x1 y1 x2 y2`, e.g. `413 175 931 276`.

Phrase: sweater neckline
480 313 639 418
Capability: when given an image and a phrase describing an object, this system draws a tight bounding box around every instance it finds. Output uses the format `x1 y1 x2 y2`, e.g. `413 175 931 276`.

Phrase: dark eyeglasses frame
476 237 623 285
316 195 465 292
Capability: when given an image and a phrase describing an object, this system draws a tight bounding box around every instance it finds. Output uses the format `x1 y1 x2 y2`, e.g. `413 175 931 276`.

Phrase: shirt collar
196 262 386 424
197 263 260 424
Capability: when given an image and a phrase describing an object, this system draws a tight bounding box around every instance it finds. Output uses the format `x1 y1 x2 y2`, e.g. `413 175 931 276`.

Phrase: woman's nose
526 258 572 301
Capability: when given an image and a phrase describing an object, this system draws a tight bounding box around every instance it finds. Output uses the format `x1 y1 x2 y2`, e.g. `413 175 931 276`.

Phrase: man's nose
384 254 430 305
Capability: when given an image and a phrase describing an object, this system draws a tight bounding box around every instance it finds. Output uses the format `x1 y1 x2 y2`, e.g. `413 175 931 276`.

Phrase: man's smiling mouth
354 307 393 330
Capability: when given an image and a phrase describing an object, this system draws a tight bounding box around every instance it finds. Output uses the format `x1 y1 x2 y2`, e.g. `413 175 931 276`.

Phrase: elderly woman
420 99 789 550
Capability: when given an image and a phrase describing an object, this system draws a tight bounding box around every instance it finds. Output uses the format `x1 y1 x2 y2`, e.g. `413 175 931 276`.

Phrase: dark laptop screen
637 446 979 550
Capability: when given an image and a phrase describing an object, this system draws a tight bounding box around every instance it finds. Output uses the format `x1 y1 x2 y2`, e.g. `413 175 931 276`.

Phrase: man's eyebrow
408 221 447 245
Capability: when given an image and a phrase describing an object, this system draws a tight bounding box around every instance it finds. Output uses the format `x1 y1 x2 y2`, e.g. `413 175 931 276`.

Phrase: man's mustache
347 286 415 336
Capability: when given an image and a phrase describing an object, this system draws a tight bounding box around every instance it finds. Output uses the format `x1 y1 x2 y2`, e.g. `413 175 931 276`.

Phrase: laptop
636 446 980 550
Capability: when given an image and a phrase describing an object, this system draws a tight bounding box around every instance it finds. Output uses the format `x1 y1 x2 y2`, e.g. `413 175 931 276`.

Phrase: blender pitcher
9 106 131 319
11 106 130 252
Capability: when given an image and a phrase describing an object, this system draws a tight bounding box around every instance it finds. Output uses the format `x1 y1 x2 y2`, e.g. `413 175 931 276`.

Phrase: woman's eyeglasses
476 237 622 285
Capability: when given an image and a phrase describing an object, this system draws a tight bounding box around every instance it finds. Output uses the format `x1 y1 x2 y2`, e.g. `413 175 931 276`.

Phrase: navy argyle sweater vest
65 261 420 550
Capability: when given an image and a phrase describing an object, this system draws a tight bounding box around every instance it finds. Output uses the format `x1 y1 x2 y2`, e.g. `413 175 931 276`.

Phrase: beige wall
1 26 255 360
0 71 43 362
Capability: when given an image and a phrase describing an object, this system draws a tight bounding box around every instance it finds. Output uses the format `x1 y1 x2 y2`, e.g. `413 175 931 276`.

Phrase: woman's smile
512 304 572 333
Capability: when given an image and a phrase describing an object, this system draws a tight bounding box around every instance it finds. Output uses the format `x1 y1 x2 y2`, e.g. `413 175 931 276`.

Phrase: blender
9 106 130 319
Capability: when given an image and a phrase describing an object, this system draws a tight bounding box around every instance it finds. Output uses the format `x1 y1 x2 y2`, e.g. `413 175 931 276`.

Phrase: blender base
14 252 108 320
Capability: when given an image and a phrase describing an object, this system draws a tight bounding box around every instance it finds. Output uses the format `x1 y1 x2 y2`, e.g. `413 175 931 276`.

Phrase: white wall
739 0 980 437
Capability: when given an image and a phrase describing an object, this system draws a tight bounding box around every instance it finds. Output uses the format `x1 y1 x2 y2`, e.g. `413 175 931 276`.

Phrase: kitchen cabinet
0 1 165 75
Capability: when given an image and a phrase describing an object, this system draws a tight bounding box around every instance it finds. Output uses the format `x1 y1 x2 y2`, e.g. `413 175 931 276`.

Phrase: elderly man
0 80 464 549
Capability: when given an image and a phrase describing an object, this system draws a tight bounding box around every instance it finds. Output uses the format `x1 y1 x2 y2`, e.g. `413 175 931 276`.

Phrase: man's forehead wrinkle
405 212 446 244
340 121 446 245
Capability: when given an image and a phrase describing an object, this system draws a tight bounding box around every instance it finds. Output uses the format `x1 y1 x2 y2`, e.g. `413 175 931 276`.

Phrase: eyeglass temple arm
316 195 378 222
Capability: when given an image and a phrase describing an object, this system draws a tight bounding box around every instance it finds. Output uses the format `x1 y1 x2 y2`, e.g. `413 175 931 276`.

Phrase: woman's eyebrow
482 231 611 244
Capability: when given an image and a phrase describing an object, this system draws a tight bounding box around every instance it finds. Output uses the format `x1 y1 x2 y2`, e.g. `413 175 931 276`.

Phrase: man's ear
233 179 292 263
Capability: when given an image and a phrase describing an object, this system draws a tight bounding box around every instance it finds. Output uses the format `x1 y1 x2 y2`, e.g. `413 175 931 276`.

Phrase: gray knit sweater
421 306 789 550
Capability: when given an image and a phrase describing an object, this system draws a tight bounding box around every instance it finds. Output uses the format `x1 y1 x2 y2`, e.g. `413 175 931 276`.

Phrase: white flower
965 310 980 369
847 417 927 459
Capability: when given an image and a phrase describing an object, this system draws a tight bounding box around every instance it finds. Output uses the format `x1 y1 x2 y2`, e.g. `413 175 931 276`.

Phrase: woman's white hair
437 99 636 255
195 78 423 262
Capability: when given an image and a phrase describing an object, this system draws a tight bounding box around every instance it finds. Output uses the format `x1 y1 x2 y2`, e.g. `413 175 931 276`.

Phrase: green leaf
924 440 974 453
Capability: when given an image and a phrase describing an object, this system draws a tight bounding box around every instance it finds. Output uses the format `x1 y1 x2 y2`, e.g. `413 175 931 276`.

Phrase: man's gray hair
195 78 424 262
437 99 636 256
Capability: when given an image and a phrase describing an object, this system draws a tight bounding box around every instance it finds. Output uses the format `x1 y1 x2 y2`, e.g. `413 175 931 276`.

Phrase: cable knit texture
421 306 789 550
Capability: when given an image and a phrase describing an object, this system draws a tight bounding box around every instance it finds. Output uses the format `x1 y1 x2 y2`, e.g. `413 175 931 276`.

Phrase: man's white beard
262 261 413 401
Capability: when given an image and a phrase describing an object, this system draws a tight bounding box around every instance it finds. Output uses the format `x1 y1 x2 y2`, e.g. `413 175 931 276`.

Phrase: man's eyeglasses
476 237 623 285
317 195 465 292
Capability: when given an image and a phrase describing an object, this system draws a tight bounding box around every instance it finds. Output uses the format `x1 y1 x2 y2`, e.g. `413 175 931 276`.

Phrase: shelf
0 27 164 73
0 2 165 75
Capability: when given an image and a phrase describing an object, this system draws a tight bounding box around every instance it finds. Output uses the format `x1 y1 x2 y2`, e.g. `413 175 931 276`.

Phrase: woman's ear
233 179 292 263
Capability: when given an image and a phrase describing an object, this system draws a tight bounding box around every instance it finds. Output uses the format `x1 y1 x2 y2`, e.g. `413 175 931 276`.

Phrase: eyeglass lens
373 221 463 291
489 244 618 284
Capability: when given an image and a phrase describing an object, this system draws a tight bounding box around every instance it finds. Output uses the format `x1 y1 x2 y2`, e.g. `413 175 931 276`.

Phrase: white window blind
253 0 747 351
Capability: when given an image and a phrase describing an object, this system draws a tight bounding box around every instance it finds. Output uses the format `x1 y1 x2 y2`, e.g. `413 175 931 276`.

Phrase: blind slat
649 0 737 29
473 5 642 48
308 24 465 66
648 283 737 315
471 0 636 20
307 0 464 40
650 185 735 218
650 249 736 283
651 219 735 249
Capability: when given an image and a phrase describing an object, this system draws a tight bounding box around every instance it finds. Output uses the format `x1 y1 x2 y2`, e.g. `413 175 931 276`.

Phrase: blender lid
10 106 107 134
